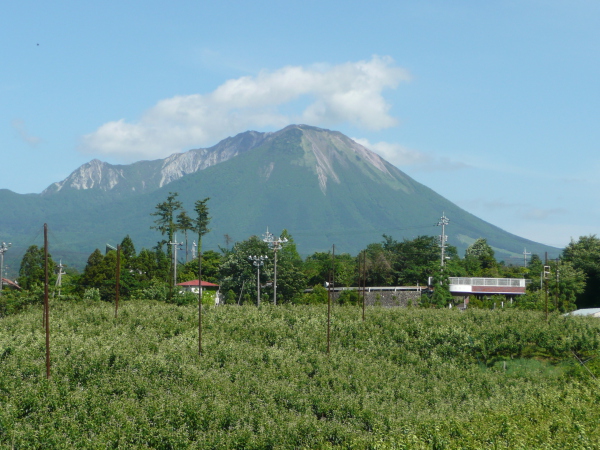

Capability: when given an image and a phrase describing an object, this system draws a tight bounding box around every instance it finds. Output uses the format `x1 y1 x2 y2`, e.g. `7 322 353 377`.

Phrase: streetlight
263 228 288 305
249 255 268 307
0 242 11 297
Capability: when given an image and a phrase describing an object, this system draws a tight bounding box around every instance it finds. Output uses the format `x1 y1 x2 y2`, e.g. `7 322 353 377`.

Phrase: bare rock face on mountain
42 130 270 195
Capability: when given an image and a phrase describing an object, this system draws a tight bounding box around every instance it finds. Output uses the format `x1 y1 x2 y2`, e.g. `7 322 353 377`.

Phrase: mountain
0 125 560 271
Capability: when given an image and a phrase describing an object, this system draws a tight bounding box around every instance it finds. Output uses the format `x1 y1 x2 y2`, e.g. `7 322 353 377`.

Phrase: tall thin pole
249 255 267 307
327 269 331 355
273 250 277 306
362 250 366 321
263 228 287 305
44 224 50 379
437 213 449 267
115 245 121 318
0 242 10 297
198 250 202 355
544 252 549 323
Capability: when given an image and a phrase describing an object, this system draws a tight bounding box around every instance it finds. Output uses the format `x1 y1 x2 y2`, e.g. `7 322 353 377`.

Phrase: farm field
1 301 600 449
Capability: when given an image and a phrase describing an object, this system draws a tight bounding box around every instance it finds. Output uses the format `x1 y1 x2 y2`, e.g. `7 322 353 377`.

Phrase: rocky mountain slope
42 130 269 195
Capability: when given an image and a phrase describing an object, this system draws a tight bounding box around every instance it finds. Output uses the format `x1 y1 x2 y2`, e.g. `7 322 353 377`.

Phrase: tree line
3 192 600 314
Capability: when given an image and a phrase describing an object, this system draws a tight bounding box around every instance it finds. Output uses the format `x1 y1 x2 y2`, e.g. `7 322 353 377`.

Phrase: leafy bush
82 287 101 302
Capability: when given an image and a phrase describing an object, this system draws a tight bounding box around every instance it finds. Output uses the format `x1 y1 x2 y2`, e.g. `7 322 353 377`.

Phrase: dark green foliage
150 191 183 262
381 234 445 285
563 235 600 308
18 245 55 290
337 289 359 305
1 302 600 447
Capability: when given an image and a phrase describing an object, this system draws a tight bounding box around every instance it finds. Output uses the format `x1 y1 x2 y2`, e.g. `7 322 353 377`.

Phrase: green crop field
1 301 600 449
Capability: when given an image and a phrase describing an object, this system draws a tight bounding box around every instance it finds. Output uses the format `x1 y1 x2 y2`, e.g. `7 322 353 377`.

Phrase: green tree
563 235 600 308
360 243 394 286
270 231 306 303
18 245 56 290
79 249 119 301
303 251 355 288
465 238 498 275
179 250 221 284
382 235 444 285
176 210 194 263
150 192 183 264
220 236 271 305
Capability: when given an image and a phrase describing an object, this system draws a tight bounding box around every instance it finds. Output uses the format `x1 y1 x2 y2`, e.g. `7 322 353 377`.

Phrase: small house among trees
176 280 220 304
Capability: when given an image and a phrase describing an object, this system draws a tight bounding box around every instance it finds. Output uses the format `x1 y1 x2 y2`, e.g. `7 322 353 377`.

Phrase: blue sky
1 1 599 250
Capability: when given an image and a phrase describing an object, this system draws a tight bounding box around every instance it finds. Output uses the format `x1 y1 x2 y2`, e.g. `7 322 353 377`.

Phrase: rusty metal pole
199 249 203 356
115 245 121 318
44 223 50 379
362 250 366 321
327 269 331 355
545 252 549 323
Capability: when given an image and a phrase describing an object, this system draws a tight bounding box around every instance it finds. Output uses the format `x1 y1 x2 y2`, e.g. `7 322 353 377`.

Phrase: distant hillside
0 125 560 271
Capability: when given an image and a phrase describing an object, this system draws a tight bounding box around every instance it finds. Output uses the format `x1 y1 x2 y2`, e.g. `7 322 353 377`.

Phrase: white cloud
80 56 410 161
352 138 430 166
353 137 469 171
12 119 41 146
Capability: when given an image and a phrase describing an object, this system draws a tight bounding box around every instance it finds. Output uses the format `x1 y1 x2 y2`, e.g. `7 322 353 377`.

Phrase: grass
1 300 600 448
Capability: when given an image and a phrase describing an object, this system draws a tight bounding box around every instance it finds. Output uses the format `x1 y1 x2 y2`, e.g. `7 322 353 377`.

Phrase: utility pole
544 252 550 322
437 213 449 267
523 248 531 268
44 224 51 379
249 255 268 307
55 260 66 297
554 259 560 310
0 242 11 297
263 227 288 305
168 235 183 287
115 245 121 318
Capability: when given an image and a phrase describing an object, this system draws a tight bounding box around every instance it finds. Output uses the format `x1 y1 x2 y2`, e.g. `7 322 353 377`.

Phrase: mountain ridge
1 125 560 270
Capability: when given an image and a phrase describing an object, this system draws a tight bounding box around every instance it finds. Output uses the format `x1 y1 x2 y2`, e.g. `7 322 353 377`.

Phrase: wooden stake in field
193 198 211 356
115 244 121 318
327 244 335 355
44 223 51 379
327 268 331 355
